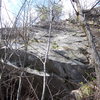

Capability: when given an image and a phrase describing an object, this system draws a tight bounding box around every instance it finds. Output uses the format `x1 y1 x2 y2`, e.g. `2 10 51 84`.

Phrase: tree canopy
36 3 63 22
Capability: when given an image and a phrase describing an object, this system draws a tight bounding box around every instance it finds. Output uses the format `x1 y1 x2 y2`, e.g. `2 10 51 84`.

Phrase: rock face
1 25 90 67
0 48 88 83
0 22 93 100
20 24 89 65
0 23 90 65
0 48 89 100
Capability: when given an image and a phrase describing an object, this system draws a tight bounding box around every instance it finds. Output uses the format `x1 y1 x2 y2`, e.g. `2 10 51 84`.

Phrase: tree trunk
74 0 100 94
0 0 2 42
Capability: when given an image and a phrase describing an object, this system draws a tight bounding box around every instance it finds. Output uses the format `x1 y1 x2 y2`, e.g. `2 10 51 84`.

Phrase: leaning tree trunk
74 0 100 98
0 0 2 42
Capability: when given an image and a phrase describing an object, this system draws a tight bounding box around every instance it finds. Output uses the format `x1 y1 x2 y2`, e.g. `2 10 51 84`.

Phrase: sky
1 0 98 27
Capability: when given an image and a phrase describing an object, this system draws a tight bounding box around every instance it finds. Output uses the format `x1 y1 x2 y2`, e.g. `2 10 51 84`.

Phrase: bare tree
36 2 62 22
71 0 100 99
0 0 2 42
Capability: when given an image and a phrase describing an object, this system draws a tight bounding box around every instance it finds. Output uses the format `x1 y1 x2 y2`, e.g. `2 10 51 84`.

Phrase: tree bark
74 0 100 91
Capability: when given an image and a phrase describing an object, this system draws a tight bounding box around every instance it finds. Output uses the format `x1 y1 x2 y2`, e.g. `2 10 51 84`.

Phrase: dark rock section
0 48 89 83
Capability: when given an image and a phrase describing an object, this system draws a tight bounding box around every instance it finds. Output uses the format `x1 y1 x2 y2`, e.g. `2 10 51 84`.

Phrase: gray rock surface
0 24 90 80
26 25 89 65
0 23 95 100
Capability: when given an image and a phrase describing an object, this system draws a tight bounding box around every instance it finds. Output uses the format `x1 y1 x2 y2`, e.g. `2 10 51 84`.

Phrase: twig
46 84 53 100
24 73 40 100
85 0 100 13
41 3 53 100
16 72 23 100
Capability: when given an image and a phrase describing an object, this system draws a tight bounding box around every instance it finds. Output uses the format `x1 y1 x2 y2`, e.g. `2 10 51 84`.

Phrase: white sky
1 0 97 27
61 0 97 19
